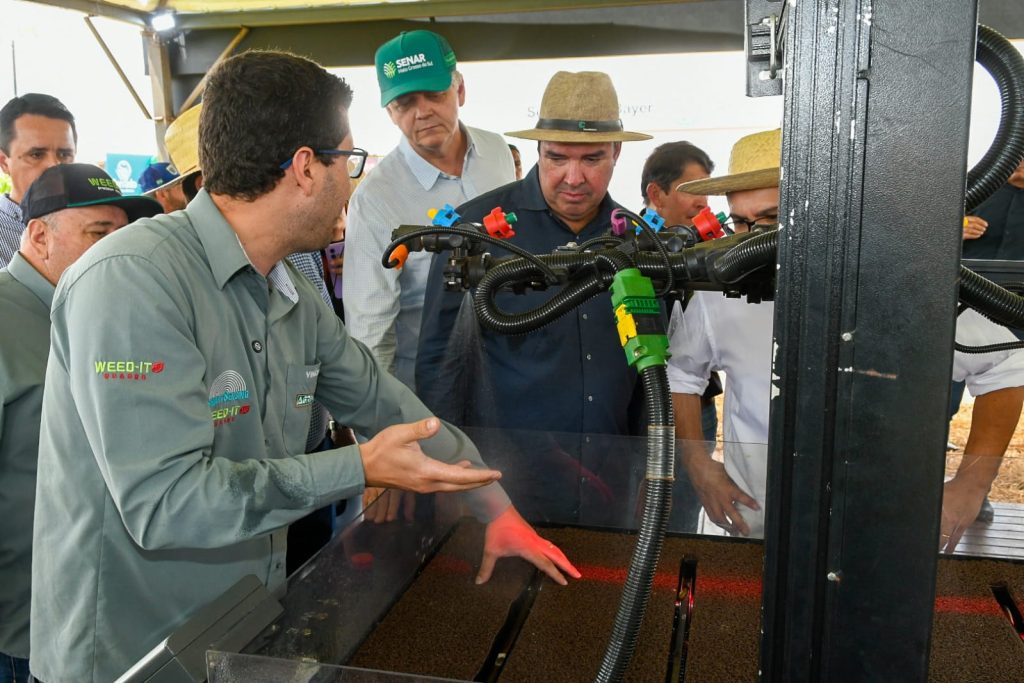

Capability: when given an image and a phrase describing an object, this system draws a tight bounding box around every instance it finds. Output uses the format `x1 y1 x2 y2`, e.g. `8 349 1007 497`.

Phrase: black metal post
761 1 978 681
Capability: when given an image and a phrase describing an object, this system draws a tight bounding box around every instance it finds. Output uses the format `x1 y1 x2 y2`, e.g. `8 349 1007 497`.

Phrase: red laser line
430 556 1002 616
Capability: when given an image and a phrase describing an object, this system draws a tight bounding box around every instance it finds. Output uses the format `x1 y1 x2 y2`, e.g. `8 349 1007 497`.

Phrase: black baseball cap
21 163 162 223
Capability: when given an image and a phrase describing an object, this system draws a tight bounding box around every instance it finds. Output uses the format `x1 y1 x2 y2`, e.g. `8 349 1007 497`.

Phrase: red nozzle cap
390 244 410 270
483 207 516 239
692 207 725 241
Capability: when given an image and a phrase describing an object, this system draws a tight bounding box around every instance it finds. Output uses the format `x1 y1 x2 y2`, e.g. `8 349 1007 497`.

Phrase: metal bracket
745 0 786 97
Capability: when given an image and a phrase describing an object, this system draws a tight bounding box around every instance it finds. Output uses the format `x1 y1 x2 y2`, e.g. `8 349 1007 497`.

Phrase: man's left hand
963 215 988 240
939 477 987 553
476 506 581 586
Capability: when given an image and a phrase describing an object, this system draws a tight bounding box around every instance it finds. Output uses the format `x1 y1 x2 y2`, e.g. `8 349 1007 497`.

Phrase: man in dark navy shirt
417 71 653 522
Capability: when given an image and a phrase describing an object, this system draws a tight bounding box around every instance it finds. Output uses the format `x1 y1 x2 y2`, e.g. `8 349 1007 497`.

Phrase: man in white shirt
668 129 1024 552
343 29 515 390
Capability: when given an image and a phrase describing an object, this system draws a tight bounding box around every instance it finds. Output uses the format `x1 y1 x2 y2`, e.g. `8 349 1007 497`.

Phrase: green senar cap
375 30 458 107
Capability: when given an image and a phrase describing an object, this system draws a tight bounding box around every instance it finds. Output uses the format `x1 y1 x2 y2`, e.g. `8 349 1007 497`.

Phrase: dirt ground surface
712 394 1024 504
946 394 1024 504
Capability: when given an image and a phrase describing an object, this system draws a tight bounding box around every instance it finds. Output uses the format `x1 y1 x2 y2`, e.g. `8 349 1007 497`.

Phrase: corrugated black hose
956 27 1024 348
472 253 614 335
595 365 674 683
966 26 1024 213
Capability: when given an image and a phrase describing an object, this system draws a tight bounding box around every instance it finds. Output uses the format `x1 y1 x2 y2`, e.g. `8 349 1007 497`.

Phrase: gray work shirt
30 189 510 683
0 252 53 659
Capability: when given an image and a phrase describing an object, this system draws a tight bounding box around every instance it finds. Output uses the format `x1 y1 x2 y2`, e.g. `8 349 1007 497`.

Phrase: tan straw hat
164 104 202 183
506 71 652 143
677 128 781 195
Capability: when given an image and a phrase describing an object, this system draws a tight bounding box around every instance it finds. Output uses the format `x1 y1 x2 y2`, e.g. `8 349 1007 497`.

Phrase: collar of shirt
7 250 55 308
267 260 298 303
398 123 483 192
187 188 298 303
1 193 23 223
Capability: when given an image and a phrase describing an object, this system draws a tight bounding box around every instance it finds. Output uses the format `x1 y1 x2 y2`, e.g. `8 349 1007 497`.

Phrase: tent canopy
36 0 691 29
32 0 1024 37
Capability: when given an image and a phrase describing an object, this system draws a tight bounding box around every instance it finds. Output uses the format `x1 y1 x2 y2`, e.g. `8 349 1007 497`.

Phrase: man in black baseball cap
22 162 161 224
0 162 159 681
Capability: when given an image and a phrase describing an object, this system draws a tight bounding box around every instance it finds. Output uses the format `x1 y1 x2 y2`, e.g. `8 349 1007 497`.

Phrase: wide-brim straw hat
163 104 203 187
677 128 781 195
506 71 652 143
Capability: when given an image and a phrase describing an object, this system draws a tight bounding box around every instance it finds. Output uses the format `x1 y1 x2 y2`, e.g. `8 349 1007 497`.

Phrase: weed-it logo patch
95 359 164 381
383 61 397 79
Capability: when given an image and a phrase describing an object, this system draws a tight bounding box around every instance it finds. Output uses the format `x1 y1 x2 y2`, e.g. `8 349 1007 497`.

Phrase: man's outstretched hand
476 506 581 586
360 417 501 493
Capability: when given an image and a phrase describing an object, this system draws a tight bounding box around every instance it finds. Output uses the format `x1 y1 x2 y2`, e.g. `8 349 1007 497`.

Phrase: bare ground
711 394 1024 504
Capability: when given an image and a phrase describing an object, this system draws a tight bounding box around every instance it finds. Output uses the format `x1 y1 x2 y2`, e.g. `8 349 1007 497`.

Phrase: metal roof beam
25 0 150 26
172 0 691 30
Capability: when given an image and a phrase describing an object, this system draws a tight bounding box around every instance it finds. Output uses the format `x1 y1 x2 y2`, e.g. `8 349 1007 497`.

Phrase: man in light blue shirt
343 30 514 391
0 94 77 268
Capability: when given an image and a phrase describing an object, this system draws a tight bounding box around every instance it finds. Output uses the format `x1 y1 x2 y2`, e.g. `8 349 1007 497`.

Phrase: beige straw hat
506 71 652 143
677 128 781 195
164 104 202 183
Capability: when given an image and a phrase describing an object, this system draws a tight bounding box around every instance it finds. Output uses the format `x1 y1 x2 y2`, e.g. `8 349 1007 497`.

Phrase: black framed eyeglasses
279 147 368 178
730 216 779 233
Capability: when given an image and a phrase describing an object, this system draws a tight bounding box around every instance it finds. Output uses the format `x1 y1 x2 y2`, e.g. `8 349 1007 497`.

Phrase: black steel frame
762 1 979 681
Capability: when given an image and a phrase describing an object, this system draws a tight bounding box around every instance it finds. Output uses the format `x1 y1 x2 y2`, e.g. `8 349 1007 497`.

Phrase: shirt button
582 313 588 320
252 340 263 353
586 354 592 361
588 395 594 402
585 436 591 443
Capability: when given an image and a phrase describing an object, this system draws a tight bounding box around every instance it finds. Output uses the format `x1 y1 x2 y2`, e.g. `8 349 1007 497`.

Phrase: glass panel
223 421 1024 681
241 428 767 682
945 389 1024 560
207 651 465 682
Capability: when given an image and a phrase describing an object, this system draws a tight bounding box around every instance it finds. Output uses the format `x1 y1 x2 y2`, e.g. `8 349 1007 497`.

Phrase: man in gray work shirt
29 51 578 683
0 163 159 682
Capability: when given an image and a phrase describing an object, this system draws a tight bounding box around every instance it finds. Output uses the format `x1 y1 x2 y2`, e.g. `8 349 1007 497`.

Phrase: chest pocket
283 362 321 452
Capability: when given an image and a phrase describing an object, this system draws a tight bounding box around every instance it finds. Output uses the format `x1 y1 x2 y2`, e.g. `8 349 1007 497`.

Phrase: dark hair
199 50 354 200
182 172 202 202
0 93 77 154
640 141 714 203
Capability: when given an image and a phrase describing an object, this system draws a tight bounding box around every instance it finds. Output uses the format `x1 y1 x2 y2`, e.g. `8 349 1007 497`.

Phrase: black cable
381 225 561 284
955 340 1024 354
578 235 627 250
954 300 1024 353
612 207 675 296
